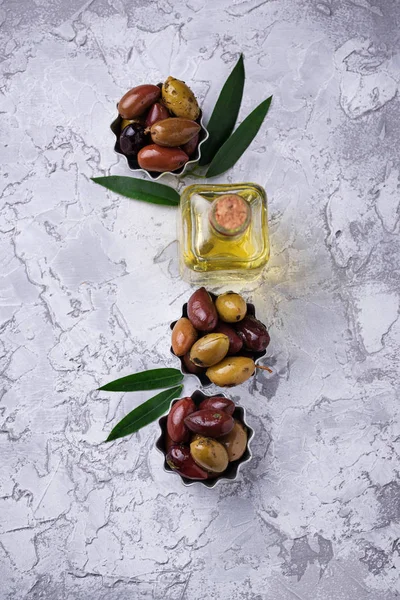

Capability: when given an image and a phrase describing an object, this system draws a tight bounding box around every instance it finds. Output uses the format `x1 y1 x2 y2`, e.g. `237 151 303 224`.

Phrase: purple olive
167 397 196 443
235 315 270 352
166 445 209 480
119 123 147 157
213 321 243 355
198 396 235 416
184 409 234 438
187 287 218 332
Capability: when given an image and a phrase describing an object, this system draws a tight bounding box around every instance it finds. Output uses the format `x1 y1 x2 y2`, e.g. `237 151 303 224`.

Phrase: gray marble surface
1 0 400 598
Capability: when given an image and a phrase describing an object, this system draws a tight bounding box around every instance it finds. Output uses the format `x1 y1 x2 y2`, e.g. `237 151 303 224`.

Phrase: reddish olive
145 102 170 127
213 321 243 355
164 432 175 452
198 396 235 416
137 144 189 173
182 352 207 376
118 84 161 119
235 315 270 352
181 132 199 157
184 409 234 438
187 287 218 332
166 445 208 480
167 397 196 443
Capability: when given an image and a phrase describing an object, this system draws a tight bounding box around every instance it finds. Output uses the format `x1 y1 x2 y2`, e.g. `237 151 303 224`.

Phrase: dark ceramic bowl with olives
111 77 209 181
170 288 270 388
155 390 254 488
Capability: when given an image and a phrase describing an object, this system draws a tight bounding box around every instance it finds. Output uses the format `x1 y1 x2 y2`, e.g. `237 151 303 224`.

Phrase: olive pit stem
256 365 273 374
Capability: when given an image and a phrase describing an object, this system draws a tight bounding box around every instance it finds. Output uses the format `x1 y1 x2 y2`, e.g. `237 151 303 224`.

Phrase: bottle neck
209 194 251 238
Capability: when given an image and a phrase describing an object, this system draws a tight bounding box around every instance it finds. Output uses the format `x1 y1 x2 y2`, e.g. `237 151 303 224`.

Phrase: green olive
219 421 247 461
215 292 247 323
162 76 200 120
206 356 255 387
189 333 229 367
190 436 229 474
120 118 136 131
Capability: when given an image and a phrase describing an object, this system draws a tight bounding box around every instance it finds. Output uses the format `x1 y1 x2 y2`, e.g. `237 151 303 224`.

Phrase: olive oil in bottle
179 183 270 284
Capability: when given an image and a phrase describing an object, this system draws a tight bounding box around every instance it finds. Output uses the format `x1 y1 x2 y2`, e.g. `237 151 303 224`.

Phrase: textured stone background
1 0 400 598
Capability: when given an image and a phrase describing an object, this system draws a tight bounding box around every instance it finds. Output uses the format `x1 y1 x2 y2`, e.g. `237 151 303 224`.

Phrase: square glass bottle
179 183 270 284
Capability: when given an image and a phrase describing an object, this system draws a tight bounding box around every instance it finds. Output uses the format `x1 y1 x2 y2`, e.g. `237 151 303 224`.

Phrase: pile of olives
116 76 202 173
165 392 249 481
171 288 270 387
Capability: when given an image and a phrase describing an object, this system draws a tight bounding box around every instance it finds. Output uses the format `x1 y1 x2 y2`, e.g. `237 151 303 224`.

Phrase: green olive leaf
98 368 184 392
198 54 245 166
106 385 183 442
91 176 180 206
206 96 273 178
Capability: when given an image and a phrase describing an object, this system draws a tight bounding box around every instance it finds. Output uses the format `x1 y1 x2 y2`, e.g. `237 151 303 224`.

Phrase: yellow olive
189 333 229 367
171 317 198 357
120 118 140 130
215 292 247 323
206 357 255 387
162 76 200 120
190 436 229 474
219 421 247 461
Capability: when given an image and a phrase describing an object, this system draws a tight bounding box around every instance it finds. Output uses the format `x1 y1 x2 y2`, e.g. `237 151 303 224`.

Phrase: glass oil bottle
179 183 270 285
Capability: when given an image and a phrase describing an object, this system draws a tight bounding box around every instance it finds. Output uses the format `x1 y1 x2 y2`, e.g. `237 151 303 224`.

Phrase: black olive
119 124 147 157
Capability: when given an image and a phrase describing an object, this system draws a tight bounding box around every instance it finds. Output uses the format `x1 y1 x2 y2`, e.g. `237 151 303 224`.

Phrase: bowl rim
110 109 209 181
155 389 255 489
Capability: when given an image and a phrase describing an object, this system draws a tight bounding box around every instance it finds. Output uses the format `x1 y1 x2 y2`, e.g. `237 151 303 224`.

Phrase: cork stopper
209 194 251 237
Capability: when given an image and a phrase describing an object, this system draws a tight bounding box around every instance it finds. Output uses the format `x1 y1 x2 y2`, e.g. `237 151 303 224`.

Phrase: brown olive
150 118 200 148
137 144 188 172
235 315 270 352
189 333 229 367
215 292 247 323
164 431 175 452
213 321 243 355
167 445 208 480
118 84 161 119
219 421 247 461
182 352 206 376
199 396 235 415
187 287 218 332
145 102 170 127
190 436 229 473
206 356 256 387
171 317 198 357
167 397 196 443
184 409 234 438
181 132 199 157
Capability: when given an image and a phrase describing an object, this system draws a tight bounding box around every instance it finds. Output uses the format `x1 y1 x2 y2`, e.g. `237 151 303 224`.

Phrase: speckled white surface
1 1 400 598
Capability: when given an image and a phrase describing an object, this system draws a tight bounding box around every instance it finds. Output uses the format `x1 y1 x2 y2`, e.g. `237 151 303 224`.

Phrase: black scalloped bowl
155 390 254 488
110 83 209 181
170 296 267 387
